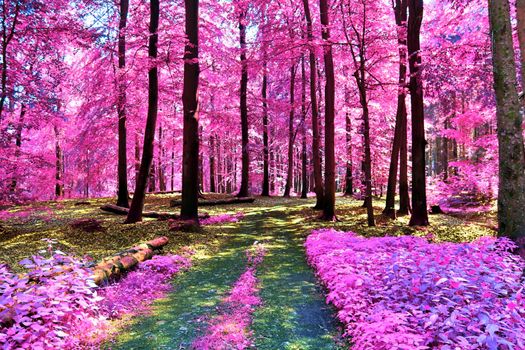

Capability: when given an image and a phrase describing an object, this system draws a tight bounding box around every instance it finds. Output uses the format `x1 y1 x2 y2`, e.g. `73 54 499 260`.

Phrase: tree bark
0 1 19 121
384 0 408 218
301 54 308 199
489 0 525 251
261 59 270 196
54 126 63 198
344 110 353 196
237 9 250 197
10 103 25 192
116 0 130 208
181 0 200 221
407 0 429 226
302 0 324 208
125 0 159 224
158 125 166 191
284 63 296 197
319 0 336 220
209 135 216 192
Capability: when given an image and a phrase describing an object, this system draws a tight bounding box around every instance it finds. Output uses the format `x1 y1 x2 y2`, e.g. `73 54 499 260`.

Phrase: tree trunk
0 1 19 121
301 54 308 199
125 0 159 224
10 103 25 192
181 0 200 222
284 63 296 197
158 125 166 191
344 110 353 196
148 160 156 192
209 135 216 192
489 0 525 252
319 0 336 220
516 0 525 102
261 59 270 196
355 71 375 227
116 0 130 208
302 0 324 208
407 0 429 226
54 126 64 198
384 0 408 218
237 9 250 197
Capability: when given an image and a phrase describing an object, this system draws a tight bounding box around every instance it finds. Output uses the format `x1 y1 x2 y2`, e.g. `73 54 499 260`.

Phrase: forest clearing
1 0 525 348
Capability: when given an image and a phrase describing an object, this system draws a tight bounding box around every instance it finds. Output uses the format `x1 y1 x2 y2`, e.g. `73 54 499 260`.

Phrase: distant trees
180 0 200 222
488 0 525 250
125 0 160 223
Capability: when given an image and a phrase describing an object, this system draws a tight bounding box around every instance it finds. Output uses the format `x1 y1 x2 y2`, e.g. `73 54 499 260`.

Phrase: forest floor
0 194 497 349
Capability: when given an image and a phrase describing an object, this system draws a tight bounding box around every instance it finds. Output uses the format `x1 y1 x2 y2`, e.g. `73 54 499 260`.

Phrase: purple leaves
305 228 525 349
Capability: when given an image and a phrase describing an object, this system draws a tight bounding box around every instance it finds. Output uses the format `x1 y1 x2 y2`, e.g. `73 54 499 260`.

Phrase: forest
1 0 525 348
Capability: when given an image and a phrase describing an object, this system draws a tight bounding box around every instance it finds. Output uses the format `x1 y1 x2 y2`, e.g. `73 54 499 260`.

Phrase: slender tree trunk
489 0 525 251
54 126 63 198
398 95 410 215
158 125 166 191
237 9 250 197
384 0 408 218
116 0 130 207
344 111 353 196
10 103 25 192
209 135 216 192
302 0 324 208
355 70 375 227
261 60 270 196
134 132 140 189
301 54 308 199
181 0 200 221
217 137 223 193
284 63 296 197
407 0 429 226
319 0 336 220
148 160 156 192
125 0 159 223
442 118 449 181
516 0 525 101
0 1 19 121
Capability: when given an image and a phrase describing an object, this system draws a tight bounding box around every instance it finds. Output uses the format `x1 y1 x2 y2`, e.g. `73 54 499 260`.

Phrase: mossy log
91 236 169 285
100 204 209 220
169 196 255 207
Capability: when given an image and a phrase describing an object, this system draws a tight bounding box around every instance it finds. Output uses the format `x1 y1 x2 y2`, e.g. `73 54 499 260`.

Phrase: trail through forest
110 200 344 349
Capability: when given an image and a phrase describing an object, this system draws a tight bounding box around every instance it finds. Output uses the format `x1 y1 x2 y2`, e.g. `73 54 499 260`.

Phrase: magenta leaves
200 212 245 226
305 228 525 350
192 243 266 350
0 242 192 349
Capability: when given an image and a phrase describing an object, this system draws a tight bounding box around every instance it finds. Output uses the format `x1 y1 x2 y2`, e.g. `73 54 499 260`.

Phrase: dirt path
109 199 344 349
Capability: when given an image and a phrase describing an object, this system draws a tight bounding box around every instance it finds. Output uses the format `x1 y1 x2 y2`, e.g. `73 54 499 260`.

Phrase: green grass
0 194 496 349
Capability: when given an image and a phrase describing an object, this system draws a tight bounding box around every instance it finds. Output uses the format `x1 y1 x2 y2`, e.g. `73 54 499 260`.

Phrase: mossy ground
0 194 496 349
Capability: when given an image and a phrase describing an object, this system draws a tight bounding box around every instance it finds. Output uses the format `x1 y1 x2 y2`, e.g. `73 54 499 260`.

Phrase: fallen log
100 204 209 220
170 196 255 207
91 236 169 285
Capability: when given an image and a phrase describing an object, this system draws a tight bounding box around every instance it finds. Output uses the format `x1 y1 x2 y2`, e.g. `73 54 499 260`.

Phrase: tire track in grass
108 198 343 349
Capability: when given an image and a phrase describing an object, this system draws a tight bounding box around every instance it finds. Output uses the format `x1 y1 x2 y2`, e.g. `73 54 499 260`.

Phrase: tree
283 62 296 197
125 0 160 224
488 0 525 251
319 0 336 220
302 0 324 209
300 54 308 199
383 0 409 218
407 0 429 226
181 0 200 222
237 5 250 197
261 43 270 196
116 0 130 208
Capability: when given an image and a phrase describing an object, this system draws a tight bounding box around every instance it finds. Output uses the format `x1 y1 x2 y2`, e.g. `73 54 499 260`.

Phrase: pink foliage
305 228 525 349
0 245 192 349
192 244 266 350
200 212 244 226
98 254 192 320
